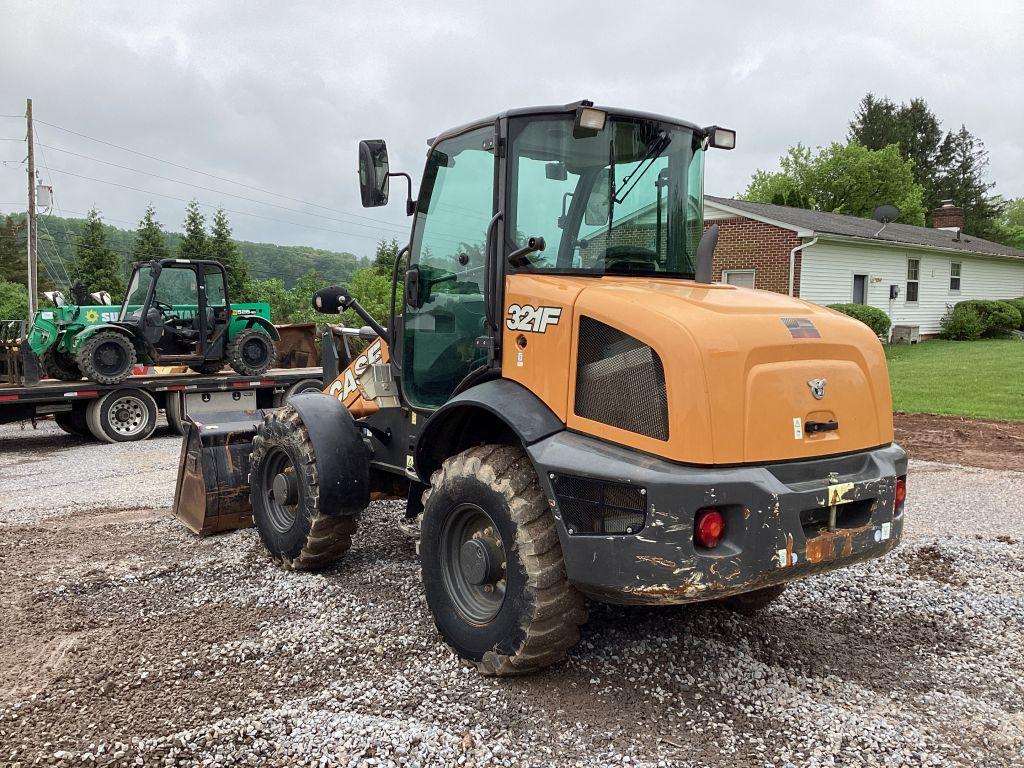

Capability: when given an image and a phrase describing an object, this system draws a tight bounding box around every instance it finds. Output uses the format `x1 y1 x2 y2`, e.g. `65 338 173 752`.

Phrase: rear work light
894 475 907 513
694 507 726 549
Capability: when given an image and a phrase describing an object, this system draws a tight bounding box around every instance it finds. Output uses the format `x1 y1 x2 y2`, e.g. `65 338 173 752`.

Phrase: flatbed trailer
0 367 325 442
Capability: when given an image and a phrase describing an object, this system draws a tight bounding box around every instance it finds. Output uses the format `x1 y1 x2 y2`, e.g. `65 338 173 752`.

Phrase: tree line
743 93 1023 247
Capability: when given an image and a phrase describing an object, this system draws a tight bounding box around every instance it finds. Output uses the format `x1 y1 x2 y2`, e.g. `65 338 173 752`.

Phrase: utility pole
26 98 38 315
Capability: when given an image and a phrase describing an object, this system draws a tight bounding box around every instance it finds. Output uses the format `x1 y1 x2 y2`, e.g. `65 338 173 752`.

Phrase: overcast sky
1 0 1021 260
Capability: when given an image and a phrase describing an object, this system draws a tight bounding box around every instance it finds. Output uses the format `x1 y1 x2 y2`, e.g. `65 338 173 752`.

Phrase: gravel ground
0 420 1022 767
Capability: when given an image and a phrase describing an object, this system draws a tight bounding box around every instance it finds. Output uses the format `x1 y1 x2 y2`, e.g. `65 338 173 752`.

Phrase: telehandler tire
250 405 359 570
722 584 788 614
189 361 224 375
227 329 276 377
41 347 82 381
77 330 137 385
420 444 587 676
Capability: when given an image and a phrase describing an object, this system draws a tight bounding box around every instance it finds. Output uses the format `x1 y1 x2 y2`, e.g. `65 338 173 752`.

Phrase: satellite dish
872 205 900 224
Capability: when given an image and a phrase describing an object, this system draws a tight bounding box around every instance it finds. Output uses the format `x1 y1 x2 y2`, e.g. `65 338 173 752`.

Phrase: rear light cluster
894 475 907 514
694 507 726 549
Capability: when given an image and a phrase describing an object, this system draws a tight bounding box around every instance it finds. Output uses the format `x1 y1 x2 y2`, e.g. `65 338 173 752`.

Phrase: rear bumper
526 433 907 605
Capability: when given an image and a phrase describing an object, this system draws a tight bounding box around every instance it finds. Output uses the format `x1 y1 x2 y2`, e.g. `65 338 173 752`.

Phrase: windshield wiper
612 130 671 205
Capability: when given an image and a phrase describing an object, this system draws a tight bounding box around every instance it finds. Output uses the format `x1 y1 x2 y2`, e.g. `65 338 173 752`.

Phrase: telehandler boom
176 101 907 676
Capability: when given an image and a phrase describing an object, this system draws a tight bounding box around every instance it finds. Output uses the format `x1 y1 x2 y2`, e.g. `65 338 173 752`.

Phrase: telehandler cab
176 101 907 676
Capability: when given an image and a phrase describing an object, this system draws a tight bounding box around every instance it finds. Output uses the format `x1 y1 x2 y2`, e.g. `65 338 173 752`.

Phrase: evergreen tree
133 204 170 262
208 208 248 299
73 209 124 297
937 126 1003 239
0 214 27 285
178 200 208 261
373 237 400 276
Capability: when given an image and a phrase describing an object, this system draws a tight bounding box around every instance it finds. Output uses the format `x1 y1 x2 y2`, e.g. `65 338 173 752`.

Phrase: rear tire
165 391 185 435
722 584 788 614
420 445 587 676
54 407 90 438
77 331 137 385
41 347 82 381
250 405 359 570
273 377 324 407
227 329 276 377
86 388 159 443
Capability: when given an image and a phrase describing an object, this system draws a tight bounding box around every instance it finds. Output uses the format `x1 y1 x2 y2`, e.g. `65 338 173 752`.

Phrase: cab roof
427 100 707 147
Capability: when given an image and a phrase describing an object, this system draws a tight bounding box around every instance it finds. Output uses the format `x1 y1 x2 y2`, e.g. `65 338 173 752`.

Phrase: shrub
939 303 985 340
0 279 29 321
1005 297 1024 329
826 303 891 337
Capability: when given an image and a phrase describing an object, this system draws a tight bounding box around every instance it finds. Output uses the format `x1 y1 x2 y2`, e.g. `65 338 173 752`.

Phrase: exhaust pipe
694 224 719 284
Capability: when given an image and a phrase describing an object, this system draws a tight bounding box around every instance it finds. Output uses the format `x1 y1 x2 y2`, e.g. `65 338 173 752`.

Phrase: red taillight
894 475 907 512
694 508 726 549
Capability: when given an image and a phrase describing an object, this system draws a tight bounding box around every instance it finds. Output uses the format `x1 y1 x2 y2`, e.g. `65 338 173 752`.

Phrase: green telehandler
27 259 278 385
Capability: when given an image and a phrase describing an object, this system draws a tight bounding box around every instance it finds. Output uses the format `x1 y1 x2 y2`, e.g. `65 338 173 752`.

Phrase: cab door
402 125 497 410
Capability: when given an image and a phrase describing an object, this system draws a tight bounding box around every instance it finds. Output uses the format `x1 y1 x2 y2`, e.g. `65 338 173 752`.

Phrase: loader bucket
172 415 263 536
0 320 41 386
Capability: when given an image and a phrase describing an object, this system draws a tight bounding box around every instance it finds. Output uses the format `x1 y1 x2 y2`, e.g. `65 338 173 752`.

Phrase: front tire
77 331 137 385
189 361 224 375
722 584 788 614
85 388 158 443
227 329 276 377
250 405 359 570
420 445 587 676
41 347 82 381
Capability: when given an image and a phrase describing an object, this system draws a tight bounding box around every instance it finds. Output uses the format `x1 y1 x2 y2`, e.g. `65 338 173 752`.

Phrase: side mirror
585 169 610 226
358 140 390 208
694 224 719 284
312 286 354 314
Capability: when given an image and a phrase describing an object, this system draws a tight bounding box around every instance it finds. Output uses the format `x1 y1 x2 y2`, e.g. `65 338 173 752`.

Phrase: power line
38 142 410 237
34 117 412 227
33 128 77 285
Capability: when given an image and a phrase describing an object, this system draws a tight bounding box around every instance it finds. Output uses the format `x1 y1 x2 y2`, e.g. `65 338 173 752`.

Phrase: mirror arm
387 172 416 216
483 211 504 335
339 288 391 346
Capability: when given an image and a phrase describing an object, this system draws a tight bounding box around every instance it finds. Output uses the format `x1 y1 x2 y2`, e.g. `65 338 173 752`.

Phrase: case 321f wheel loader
174 101 908 676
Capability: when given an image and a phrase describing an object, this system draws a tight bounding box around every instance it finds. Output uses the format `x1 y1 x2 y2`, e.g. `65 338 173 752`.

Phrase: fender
288 392 369 515
231 314 281 341
68 322 136 353
415 378 565 482
26 315 60 356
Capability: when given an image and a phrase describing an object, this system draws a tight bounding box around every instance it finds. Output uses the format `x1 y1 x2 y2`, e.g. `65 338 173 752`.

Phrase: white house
703 196 1024 336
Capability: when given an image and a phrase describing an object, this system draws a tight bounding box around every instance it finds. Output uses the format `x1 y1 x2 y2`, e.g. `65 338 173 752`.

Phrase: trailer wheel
250 405 358 570
723 584 788 614
420 445 587 676
165 391 185 435
77 331 137 385
273 378 324 407
41 347 82 381
54 407 90 438
227 329 276 377
86 388 158 443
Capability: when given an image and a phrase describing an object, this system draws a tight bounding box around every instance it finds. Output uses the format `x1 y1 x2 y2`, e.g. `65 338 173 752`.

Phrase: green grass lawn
885 338 1024 421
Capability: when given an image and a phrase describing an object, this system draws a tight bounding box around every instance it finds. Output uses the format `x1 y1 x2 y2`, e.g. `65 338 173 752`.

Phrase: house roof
705 195 1024 260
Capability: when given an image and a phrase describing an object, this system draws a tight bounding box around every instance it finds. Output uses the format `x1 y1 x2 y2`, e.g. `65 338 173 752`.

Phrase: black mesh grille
574 316 669 440
552 474 646 535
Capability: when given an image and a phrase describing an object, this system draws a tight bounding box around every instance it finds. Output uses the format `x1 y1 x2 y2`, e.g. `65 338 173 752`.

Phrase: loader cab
118 259 230 361
357 101 734 413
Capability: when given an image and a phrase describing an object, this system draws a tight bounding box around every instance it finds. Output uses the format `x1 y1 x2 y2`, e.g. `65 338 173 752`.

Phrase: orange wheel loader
175 101 907 676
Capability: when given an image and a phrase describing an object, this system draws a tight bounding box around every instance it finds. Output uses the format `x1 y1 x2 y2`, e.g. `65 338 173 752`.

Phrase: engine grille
551 474 647 535
574 316 669 440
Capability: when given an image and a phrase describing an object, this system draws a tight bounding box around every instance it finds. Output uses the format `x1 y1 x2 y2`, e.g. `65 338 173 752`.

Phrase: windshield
119 266 154 320
507 115 704 277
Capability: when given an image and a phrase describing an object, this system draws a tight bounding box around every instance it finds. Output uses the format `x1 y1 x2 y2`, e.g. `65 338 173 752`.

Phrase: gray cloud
1 0 1021 260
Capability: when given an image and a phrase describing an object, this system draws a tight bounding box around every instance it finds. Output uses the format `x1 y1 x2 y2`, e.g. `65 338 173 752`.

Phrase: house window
949 261 961 292
723 269 755 289
906 258 920 303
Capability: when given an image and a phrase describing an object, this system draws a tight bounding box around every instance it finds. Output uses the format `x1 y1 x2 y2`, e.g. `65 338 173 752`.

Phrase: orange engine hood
502 275 894 465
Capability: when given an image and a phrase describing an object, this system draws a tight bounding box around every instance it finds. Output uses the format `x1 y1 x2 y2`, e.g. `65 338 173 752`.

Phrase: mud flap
172 415 262 536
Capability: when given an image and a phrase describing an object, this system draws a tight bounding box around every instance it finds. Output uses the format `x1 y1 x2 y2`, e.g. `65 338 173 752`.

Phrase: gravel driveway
0 420 1022 767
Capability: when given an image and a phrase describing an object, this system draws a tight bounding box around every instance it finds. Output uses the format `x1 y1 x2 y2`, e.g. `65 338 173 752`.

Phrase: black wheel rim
94 340 128 376
261 447 299 533
439 503 507 624
243 337 270 367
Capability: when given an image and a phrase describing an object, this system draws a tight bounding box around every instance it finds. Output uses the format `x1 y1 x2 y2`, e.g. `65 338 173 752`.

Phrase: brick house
702 196 1024 335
